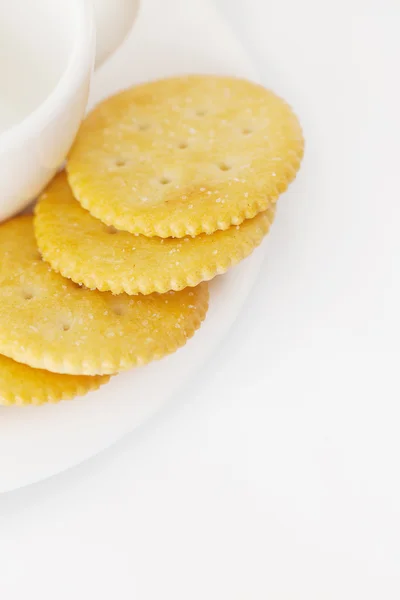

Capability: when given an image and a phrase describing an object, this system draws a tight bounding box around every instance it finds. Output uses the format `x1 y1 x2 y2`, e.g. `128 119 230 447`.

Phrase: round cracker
0 216 209 375
67 75 303 238
0 354 109 406
35 173 275 295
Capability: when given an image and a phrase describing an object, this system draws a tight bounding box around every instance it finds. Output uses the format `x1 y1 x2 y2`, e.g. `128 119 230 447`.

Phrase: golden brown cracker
0 216 209 375
0 353 109 406
67 75 303 237
35 172 275 295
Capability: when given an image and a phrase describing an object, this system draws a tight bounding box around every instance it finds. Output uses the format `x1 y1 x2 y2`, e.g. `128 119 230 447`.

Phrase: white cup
0 0 140 221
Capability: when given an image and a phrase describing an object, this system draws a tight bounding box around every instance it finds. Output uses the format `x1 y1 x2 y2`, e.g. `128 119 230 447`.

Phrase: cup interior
0 0 83 134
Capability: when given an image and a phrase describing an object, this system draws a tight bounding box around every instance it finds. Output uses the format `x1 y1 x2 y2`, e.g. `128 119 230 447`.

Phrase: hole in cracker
106 225 118 234
138 123 150 131
178 141 188 149
242 128 253 135
196 109 207 116
115 159 126 167
218 162 232 172
112 305 127 317
159 177 171 185
61 323 71 332
22 290 34 300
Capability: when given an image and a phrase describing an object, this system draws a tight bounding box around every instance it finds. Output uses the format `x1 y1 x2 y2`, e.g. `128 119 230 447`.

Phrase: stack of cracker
0 76 303 406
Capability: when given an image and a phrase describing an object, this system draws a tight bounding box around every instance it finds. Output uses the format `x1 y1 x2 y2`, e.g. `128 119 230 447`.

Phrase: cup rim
0 0 94 153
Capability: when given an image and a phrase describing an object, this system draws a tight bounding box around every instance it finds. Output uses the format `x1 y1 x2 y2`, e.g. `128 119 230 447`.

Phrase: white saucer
0 0 261 494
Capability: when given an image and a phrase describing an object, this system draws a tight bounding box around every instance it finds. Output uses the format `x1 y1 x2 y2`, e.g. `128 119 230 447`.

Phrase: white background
1 0 400 598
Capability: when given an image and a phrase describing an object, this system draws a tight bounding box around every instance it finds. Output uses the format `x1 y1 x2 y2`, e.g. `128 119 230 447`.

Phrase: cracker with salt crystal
35 172 275 295
67 75 303 238
0 216 208 375
0 353 109 406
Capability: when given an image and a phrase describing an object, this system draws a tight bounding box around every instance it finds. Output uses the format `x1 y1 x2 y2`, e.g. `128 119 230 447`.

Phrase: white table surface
2 1 400 598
